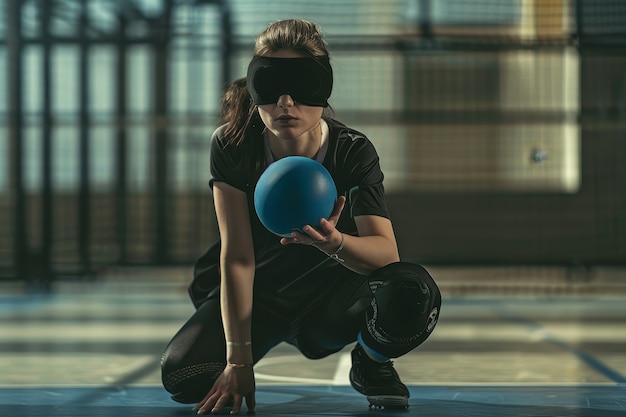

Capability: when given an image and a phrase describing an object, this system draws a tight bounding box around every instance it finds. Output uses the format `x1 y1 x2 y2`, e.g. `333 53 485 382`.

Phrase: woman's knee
369 262 441 312
160 301 226 403
161 358 225 403
361 262 441 357
161 338 225 403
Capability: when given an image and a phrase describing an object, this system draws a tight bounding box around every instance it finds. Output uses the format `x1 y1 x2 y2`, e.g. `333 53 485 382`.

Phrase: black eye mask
246 56 333 107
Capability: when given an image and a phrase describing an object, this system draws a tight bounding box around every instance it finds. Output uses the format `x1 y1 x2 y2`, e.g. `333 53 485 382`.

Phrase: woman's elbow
220 248 255 268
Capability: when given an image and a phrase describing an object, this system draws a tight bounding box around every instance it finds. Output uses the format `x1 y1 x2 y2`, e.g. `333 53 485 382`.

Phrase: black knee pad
361 262 441 358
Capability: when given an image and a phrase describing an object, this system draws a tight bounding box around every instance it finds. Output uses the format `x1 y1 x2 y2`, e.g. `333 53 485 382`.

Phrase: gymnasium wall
0 1 625 281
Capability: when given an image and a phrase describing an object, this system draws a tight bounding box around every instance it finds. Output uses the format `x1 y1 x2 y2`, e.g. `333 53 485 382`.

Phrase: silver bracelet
228 363 253 369
329 233 345 262
226 341 252 347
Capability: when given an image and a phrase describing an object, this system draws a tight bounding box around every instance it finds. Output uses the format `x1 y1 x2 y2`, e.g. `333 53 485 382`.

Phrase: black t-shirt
207 118 390 291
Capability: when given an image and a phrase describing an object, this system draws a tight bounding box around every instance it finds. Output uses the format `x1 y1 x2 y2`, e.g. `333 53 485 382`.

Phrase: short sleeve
208 126 248 192
329 122 390 220
345 142 389 219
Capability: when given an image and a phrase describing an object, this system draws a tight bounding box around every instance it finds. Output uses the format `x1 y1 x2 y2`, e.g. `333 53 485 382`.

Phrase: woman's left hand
195 364 256 415
280 195 346 251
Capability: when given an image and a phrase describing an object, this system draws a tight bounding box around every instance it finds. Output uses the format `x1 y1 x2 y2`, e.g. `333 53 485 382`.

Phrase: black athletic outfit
161 118 441 403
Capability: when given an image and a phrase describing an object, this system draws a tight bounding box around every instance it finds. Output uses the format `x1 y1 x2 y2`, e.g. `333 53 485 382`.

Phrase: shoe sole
366 395 409 409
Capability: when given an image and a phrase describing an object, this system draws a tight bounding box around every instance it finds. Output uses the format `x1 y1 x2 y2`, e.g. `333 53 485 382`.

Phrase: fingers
196 394 231 415
196 394 253 415
195 391 220 414
230 394 243 415
230 392 256 415
302 225 326 243
279 230 306 246
308 195 345 238
194 368 256 415
280 196 346 247
245 392 256 415
213 395 232 414
316 218 336 235
329 195 346 222
194 387 217 414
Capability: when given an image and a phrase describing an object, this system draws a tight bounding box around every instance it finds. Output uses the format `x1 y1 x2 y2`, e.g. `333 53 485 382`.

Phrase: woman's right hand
195 364 256 415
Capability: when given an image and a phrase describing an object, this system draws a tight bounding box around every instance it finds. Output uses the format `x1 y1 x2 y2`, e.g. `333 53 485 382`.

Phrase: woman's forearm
213 182 256 364
320 233 399 274
220 259 255 364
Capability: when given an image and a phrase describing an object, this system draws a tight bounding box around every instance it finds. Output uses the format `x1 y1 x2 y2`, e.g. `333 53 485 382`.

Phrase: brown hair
254 19 329 58
217 77 255 142
217 77 250 127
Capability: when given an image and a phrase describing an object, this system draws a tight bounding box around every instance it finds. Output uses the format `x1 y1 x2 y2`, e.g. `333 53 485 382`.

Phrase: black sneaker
349 344 410 409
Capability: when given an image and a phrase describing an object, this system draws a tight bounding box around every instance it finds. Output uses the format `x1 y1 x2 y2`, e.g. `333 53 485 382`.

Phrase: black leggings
161 262 441 403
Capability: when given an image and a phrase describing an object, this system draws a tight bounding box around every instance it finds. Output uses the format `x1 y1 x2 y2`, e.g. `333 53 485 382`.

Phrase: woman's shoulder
210 123 244 154
324 118 382 177
326 118 369 142
211 123 229 146
209 124 245 163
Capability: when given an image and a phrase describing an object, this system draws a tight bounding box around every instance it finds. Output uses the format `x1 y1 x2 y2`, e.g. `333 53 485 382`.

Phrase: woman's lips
276 115 297 124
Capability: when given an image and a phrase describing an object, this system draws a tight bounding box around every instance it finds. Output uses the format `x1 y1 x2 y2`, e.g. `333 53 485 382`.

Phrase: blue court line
0 294 59 313
542 336 626 384
495 304 626 384
0 291 187 314
1 385 625 416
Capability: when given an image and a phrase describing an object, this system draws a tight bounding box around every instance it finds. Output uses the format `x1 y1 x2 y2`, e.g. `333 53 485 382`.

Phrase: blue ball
254 156 337 237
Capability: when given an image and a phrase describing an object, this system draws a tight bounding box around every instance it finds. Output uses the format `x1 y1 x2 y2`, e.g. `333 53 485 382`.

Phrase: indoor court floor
1 266 625 417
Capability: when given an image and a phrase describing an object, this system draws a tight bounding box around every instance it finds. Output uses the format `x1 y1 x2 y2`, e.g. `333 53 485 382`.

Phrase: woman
161 19 441 415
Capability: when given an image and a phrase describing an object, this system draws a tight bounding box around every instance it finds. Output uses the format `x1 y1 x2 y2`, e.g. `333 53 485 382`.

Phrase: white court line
253 353 353 386
253 355 333 385
332 353 351 385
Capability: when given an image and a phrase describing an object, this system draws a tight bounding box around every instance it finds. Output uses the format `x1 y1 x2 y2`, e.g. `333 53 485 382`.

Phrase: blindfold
246 56 333 107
